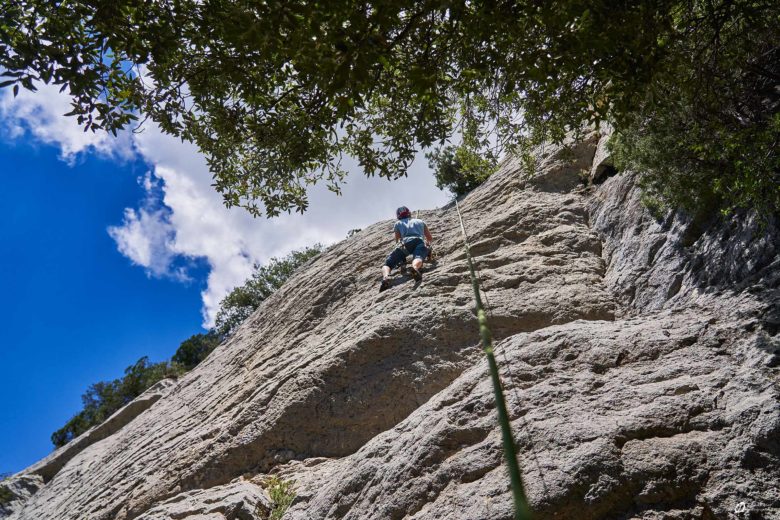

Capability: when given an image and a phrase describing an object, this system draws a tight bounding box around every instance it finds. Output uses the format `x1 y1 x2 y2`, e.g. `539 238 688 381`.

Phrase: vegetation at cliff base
51 246 323 448
1 0 777 217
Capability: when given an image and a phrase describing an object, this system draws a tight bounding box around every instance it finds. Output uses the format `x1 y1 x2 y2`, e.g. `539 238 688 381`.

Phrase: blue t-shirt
394 218 426 241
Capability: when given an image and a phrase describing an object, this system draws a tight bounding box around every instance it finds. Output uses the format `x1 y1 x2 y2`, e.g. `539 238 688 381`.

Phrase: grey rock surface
0 476 43 518
588 171 780 316
9 131 779 520
589 126 615 184
25 378 177 484
282 303 779 520
135 479 272 520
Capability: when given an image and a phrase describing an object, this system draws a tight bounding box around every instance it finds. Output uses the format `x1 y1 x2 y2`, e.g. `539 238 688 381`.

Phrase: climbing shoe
410 267 422 282
379 278 392 293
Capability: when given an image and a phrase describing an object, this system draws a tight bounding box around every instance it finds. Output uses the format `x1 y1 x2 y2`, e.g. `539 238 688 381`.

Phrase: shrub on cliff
171 332 222 371
427 145 497 197
609 17 779 217
0 475 14 508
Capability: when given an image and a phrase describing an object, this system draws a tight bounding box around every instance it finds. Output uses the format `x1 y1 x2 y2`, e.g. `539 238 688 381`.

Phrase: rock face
6 132 778 520
24 379 177 484
0 475 43 518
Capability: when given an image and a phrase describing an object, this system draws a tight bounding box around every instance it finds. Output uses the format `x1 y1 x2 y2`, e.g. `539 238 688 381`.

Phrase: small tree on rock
427 145 497 197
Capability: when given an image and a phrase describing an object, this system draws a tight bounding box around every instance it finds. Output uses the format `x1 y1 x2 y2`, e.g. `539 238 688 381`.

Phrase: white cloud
1 82 450 327
0 82 135 162
107 173 190 281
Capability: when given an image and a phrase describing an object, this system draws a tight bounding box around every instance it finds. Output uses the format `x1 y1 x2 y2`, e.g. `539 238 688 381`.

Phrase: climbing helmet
396 206 411 219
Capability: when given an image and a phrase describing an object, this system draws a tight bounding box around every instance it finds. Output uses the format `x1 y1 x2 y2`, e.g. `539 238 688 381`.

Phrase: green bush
171 331 222 371
263 476 296 520
609 8 779 218
612 112 780 219
426 145 497 197
0 477 14 507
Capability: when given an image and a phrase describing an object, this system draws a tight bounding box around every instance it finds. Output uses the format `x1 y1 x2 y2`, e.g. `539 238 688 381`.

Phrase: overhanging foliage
1 1 777 215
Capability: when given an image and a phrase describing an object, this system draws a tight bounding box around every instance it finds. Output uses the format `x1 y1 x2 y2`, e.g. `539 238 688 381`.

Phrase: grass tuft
0 482 16 507
263 476 296 520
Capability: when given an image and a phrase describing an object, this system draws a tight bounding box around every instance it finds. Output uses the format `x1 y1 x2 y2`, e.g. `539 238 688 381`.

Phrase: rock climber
379 206 434 292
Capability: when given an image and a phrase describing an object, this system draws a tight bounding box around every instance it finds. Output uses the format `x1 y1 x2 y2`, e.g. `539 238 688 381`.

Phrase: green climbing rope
455 198 533 520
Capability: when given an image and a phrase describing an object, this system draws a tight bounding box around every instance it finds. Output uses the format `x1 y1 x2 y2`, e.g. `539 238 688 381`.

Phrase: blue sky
0 83 449 474
0 139 208 474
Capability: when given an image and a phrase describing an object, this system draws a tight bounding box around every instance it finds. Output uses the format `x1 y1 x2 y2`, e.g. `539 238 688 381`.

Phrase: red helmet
396 206 411 219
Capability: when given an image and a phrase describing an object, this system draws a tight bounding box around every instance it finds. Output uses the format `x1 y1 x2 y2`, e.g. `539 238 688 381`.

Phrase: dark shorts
384 237 428 269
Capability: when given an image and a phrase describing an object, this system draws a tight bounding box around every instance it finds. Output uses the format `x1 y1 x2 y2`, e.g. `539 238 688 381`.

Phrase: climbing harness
454 198 532 520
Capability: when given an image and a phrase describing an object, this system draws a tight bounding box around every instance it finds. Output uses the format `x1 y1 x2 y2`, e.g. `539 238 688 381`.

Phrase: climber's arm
394 231 401 243
424 225 433 243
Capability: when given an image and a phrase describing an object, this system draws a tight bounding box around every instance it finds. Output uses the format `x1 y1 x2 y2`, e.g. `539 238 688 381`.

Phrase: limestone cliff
4 132 778 520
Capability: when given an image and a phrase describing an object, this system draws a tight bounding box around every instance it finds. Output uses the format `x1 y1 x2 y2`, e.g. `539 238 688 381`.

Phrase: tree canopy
1 0 777 215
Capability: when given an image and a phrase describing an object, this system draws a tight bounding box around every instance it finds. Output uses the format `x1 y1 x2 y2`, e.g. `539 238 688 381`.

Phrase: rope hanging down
454 198 533 520
454 202 549 496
